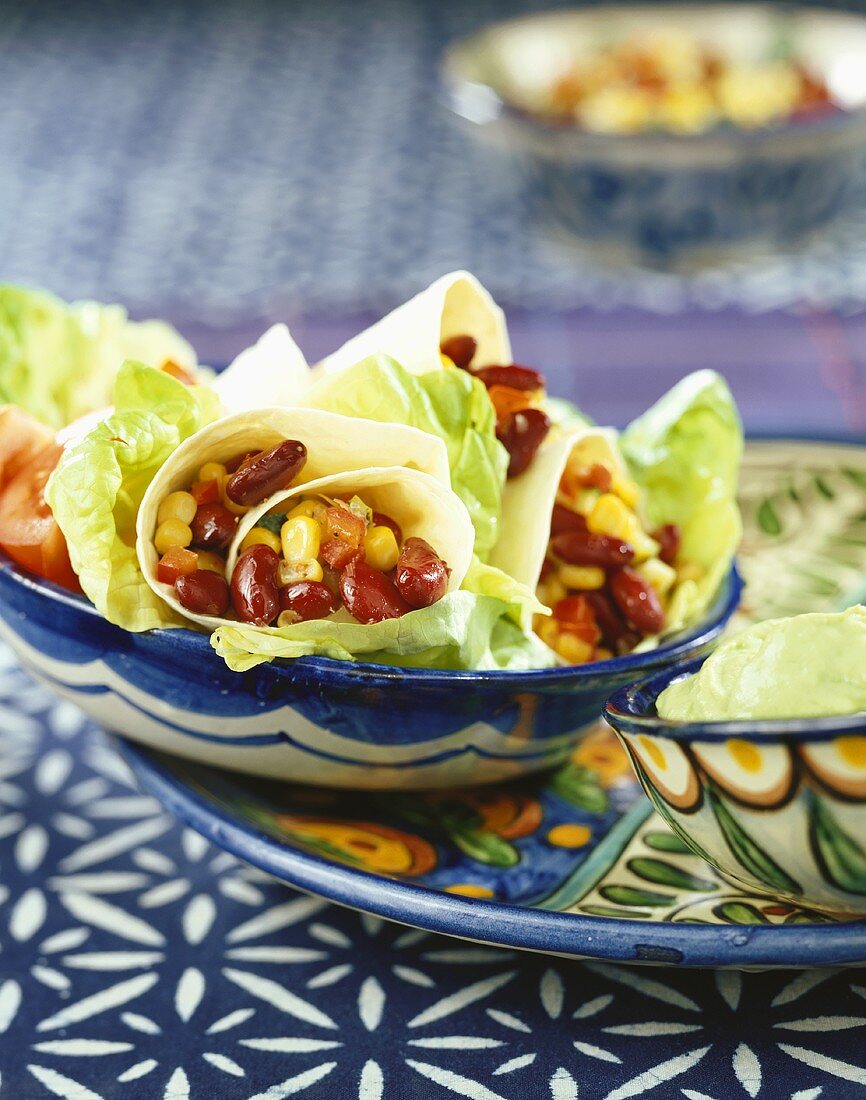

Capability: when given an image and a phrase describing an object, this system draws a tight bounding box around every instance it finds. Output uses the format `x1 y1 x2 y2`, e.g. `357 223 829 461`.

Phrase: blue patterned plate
120 440 866 969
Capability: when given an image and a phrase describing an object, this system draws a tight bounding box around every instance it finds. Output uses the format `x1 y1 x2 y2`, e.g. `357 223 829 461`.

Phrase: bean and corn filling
536 440 694 664
441 334 698 665
153 439 451 628
439 334 552 478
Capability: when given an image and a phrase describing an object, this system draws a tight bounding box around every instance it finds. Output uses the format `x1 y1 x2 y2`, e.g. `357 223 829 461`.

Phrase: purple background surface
182 306 866 438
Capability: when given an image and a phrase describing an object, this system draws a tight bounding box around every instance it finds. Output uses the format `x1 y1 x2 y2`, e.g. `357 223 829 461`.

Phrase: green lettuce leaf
46 361 218 631
211 590 555 673
621 369 743 629
305 355 507 559
0 284 196 428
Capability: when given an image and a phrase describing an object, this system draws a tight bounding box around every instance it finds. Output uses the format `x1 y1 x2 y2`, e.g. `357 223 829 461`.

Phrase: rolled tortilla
139 464 473 631
489 425 630 592
316 271 511 378
136 407 457 627
213 324 311 413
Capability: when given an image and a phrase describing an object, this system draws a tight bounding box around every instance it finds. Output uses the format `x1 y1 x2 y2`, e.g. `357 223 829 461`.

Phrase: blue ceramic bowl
442 5 866 266
605 659 866 915
0 551 740 789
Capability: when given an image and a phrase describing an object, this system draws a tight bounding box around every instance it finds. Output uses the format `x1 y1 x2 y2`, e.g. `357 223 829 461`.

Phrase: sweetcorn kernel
240 527 282 554
155 519 193 554
536 617 560 648
612 477 640 509
158 491 197 526
638 557 677 598
558 564 605 590
537 575 567 608
281 516 321 563
586 493 634 539
219 475 249 516
440 353 456 368
199 461 227 483
555 632 595 665
278 559 324 586
287 498 328 530
676 561 704 584
195 550 225 573
363 526 400 572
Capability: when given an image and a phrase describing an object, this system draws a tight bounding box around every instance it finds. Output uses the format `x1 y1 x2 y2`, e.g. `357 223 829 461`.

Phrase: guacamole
656 606 866 721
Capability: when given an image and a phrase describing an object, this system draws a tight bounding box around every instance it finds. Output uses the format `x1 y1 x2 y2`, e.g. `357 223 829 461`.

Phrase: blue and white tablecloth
3 0 866 324
2 639 866 1100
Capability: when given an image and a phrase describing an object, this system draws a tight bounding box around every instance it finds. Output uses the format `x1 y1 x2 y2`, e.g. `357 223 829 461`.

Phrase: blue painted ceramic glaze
606 661 866 915
0 552 741 789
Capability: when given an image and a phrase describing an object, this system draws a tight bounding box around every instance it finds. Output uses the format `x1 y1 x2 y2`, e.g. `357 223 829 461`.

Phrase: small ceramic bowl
442 4 866 266
0 552 740 790
605 660 866 916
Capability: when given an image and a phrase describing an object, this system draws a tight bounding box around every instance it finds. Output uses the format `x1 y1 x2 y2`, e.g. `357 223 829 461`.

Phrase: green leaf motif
626 857 717 893
451 829 519 868
643 831 693 854
549 765 609 814
713 902 770 924
708 786 801 896
757 499 782 536
809 794 866 896
844 468 866 489
599 885 676 908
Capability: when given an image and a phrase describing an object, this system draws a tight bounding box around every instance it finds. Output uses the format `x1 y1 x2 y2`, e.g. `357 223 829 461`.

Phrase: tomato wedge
0 406 81 592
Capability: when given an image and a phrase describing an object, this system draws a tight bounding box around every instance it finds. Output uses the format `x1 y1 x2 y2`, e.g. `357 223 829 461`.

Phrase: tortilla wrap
139 462 473 631
136 407 458 627
489 425 630 591
213 324 311 413
316 271 511 378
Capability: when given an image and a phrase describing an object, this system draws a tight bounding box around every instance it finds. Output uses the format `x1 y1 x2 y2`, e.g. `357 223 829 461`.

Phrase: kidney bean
473 364 545 392
550 530 634 568
340 558 411 624
609 567 665 634
175 569 229 616
497 407 551 478
584 590 628 646
191 503 238 550
225 440 307 507
231 545 281 625
652 523 681 565
279 580 339 622
372 510 402 544
394 537 449 609
439 334 477 369
550 503 588 537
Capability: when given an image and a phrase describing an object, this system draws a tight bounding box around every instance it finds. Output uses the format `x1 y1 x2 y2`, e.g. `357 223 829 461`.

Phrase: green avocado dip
656 606 866 721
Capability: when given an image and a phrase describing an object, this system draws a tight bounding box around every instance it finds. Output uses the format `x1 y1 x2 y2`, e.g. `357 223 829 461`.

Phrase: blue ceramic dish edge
119 735 866 968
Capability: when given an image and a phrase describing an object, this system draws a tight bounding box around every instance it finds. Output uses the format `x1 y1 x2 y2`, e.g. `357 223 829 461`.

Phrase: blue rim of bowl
605 655 866 743
0 552 742 689
441 3 866 147
119 734 866 967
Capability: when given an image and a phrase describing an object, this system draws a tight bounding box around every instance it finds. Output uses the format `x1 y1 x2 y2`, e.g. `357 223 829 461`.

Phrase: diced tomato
325 505 366 546
0 438 81 592
486 383 539 421
0 406 53 488
552 594 601 646
157 546 199 585
321 539 362 570
160 360 197 386
191 478 220 505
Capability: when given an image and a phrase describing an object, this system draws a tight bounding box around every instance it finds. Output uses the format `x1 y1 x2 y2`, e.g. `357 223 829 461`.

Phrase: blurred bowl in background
442 5 866 267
